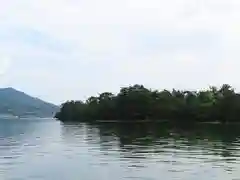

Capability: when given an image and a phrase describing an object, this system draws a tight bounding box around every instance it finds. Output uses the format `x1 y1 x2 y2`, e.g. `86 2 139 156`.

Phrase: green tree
55 84 240 124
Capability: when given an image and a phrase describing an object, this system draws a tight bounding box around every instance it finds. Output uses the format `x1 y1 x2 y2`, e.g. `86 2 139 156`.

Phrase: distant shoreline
55 84 240 124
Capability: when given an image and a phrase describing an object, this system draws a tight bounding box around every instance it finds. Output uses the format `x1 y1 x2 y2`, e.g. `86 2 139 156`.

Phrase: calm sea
0 118 240 180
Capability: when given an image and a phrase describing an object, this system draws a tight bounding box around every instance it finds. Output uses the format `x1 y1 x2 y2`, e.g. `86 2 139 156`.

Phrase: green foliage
55 84 240 123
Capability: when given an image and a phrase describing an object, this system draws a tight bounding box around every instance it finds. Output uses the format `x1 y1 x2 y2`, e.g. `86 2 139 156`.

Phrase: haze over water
0 118 240 180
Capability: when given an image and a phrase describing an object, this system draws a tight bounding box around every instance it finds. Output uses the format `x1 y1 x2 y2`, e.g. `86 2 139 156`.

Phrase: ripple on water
1 120 240 179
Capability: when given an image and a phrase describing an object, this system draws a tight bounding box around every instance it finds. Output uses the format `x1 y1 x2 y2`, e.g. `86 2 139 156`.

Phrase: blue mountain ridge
0 88 59 118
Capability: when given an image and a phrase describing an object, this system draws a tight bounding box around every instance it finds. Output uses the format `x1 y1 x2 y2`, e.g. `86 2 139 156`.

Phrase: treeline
55 84 240 123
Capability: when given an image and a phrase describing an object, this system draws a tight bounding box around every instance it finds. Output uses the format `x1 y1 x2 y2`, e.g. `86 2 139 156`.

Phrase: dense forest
55 84 240 123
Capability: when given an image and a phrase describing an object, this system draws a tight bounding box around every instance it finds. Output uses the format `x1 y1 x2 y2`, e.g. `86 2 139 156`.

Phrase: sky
0 0 240 104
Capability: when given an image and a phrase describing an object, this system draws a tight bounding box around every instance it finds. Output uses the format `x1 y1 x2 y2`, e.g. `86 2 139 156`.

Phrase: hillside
0 88 59 118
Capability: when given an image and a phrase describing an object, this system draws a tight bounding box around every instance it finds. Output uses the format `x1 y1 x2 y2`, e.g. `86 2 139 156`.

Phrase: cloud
0 56 11 75
0 0 240 103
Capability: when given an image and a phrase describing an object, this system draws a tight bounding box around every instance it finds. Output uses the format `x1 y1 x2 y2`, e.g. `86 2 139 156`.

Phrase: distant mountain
0 88 59 118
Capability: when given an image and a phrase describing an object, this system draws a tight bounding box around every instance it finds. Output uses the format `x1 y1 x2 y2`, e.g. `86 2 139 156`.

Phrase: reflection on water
1 119 240 179
62 122 240 179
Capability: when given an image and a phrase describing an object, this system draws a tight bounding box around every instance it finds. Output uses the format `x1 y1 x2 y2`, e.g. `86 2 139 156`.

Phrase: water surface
0 118 240 180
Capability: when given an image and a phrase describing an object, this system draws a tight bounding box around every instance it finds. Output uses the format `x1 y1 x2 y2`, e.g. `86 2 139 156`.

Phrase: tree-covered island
55 84 240 123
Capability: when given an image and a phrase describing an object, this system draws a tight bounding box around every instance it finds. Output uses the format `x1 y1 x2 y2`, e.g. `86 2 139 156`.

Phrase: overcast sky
0 0 240 104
